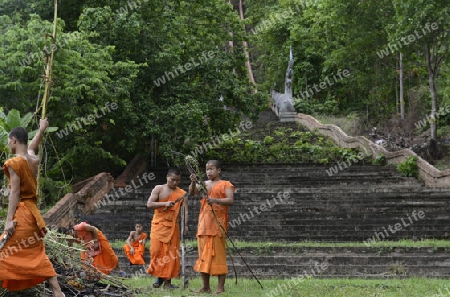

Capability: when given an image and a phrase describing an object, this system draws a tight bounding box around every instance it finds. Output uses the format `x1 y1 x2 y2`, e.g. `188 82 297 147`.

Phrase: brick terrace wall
43 172 114 227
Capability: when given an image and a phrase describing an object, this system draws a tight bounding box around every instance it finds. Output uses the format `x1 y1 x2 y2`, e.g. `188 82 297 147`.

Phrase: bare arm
126 231 135 247
83 224 99 241
207 186 234 206
5 166 20 235
146 185 173 209
188 173 199 196
28 118 49 156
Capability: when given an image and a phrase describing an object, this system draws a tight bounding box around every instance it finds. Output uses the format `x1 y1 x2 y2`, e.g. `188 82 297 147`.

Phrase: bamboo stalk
36 0 58 200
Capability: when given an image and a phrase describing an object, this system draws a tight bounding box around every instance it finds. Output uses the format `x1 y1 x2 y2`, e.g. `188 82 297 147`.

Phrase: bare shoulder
150 184 163 195
153 184 165 191
27 154 40 175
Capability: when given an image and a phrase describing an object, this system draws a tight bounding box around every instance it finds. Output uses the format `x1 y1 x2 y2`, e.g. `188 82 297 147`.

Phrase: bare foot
215 288 225 295
53 292 65 297
47 276 65 297
193 287 212 293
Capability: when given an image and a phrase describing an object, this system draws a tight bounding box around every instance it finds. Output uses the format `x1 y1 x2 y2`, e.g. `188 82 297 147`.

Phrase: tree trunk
238 0 256 85
395 56 399 114
399 53 405 120
424 45 438 156
228 0 234 51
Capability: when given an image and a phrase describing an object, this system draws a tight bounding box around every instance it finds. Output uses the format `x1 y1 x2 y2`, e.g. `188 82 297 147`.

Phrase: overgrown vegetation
397 156 419 177
203 122 371 165
247 0 450 162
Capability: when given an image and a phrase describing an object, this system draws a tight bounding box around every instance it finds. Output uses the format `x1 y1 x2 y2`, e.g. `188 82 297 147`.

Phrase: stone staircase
114 245 450 279
79 163 450 278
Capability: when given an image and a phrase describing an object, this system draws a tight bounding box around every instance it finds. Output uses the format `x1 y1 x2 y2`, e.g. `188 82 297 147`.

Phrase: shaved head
206 160 221 169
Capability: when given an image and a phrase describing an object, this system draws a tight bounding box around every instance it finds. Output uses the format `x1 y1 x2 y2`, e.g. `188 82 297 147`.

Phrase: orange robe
123 233 147 265
194 180 234 275
0 156 56 292
147 187 186 279
74 222 118 275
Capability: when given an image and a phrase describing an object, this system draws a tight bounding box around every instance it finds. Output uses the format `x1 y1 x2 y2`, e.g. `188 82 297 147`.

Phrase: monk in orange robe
71 222 126 276
189 160 234 294
0 119 64 296
146 168 188 289
123 223 147 265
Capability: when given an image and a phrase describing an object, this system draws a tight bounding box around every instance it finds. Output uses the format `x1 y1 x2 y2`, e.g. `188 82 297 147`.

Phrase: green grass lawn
123 276 450 297
115 240 450 296
111 239 450 250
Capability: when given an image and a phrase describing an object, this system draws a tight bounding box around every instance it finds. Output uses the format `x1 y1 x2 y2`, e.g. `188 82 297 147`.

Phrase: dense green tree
0 14 139 184
390 0 450 153
0 0 267 196
76 0 266 159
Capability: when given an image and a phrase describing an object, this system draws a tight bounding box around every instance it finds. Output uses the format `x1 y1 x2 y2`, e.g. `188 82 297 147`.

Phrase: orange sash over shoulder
151 188 186 243
2 156 46 230
0 156 55 291
197 180 234 237
147 187 186 279
194 180 235 275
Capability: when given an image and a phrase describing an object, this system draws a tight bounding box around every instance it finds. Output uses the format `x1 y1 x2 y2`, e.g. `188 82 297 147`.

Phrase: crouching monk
123 223 147 265
0 118 64 296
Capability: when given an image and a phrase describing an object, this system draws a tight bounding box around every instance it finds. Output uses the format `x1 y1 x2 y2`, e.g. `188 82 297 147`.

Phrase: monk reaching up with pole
0 118 65 296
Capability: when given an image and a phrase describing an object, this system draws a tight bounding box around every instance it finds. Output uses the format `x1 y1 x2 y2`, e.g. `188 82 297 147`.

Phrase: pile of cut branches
0 229 135 297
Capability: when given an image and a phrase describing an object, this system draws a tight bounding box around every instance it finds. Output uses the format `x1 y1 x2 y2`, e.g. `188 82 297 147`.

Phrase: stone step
82 163 450 244
97 198 450 209
96 232 447 243
92 189 450 206
111 246 450 278
82 210 447 224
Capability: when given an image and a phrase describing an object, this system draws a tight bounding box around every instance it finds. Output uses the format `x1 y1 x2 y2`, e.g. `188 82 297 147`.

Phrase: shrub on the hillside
397 156 418 177
204 125 369 165
264 136 274 145
373 154 387 165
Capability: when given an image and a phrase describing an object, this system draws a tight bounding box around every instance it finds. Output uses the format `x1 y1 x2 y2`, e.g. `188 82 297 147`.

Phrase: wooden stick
180 201 187 288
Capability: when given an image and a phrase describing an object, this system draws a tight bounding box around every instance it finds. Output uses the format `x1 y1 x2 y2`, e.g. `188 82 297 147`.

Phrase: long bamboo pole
36 0 58 201
180 201 186 288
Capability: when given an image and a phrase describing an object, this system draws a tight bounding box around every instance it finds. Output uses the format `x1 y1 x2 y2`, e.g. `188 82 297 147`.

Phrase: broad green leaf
5 109 21 130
